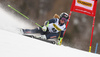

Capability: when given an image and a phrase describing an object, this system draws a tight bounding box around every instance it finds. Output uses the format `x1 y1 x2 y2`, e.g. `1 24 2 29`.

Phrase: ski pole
35 23 42 28
8 5 29 19
8 5 43 28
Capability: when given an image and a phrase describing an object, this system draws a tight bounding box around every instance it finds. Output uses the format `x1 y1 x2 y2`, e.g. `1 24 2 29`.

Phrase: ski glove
58 37 63 45
42 21 49 32
42 26 47 32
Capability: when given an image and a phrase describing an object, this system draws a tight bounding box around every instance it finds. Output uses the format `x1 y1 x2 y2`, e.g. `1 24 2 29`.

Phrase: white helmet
59 12 69 22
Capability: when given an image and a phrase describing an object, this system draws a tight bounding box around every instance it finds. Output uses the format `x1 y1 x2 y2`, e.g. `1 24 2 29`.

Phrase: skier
21 12 69 45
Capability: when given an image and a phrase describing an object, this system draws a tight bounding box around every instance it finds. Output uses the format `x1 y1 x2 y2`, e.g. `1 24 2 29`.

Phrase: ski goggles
61 17 67 22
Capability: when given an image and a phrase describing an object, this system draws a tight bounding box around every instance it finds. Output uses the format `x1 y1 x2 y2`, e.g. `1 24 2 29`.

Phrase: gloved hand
42 26 47 32
58 37 63 45
44 21 49 27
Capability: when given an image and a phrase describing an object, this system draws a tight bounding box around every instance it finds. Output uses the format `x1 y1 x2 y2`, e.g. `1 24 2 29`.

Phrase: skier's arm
42 18 57 32
44 18 57 26
58 28 66 45
58 31 64 45
58 37 63 45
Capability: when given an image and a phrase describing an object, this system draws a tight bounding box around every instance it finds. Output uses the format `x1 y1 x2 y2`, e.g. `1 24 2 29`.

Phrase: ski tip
20 29 25 35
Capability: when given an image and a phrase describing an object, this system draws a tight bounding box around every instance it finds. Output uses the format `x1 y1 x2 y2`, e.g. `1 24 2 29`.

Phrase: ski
24 35 56 44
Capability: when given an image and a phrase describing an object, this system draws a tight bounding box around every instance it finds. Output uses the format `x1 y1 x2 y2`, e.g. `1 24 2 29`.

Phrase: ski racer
21 12 69 45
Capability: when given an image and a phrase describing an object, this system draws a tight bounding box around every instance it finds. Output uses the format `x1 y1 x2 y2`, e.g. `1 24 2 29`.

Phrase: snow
0 5 100 57
0 6 34 34
0 27 100 57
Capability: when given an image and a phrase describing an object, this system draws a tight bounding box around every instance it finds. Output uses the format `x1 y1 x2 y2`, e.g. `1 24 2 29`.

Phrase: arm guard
58 37 63 45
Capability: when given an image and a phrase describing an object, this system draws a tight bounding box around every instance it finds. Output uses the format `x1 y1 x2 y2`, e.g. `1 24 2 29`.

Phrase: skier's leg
46 33 59 39
21 27 44 34
31 27 43 34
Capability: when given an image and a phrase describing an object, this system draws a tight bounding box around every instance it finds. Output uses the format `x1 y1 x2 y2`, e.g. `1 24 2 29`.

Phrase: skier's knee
50 36 57 39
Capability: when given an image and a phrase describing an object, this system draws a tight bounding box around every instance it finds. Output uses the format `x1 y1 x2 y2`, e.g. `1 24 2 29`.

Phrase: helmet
59 12 69 22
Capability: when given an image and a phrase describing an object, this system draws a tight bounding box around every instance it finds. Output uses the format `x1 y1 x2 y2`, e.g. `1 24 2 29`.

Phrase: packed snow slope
0 27 100 57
